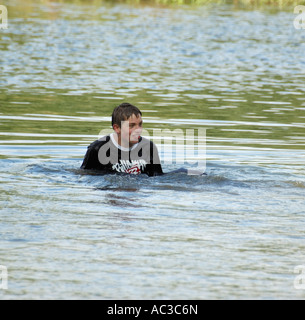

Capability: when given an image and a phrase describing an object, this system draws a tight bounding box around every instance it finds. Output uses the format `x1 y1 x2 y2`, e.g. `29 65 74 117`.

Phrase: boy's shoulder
87 135 156 151
138 136 151 145
88 135 111 150
136 137 159 150
140 136 158 149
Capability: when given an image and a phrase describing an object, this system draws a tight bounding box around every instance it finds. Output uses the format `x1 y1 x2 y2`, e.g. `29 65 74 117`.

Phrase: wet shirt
81 134 163 177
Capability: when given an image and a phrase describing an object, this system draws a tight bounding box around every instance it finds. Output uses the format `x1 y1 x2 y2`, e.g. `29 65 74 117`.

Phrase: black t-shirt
81 134 163 177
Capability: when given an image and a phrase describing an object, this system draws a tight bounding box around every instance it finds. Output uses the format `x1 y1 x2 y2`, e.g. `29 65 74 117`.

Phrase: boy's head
112 103 142 128
112 103 143 147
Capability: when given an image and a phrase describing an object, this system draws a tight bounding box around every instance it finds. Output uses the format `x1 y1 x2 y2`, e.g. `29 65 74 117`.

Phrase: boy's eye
129 122 143 128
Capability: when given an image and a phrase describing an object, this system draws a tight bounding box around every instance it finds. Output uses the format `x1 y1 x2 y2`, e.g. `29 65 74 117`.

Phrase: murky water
1 0 305 299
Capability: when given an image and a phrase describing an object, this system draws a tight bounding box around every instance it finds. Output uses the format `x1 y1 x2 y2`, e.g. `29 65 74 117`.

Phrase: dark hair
112 103 142 128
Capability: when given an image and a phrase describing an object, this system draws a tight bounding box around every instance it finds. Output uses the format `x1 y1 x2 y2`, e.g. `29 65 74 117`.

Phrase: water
1 0 305 299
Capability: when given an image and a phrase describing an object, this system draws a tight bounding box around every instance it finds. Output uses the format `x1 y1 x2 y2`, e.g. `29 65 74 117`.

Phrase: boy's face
114 114 143 147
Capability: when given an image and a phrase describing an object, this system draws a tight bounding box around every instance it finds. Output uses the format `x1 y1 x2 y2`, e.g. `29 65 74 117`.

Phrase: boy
81 102 163 177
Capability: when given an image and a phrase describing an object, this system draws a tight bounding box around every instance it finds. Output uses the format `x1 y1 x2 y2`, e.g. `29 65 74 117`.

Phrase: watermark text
0 265 8 290
0 5 8 29
294 265 305 290
98 125 207 173
294 5 305 29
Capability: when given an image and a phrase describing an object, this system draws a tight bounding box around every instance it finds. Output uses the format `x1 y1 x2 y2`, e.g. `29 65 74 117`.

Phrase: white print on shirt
112 159 147 174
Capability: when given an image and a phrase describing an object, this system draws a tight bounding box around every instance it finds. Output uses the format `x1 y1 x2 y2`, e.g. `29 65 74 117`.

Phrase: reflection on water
1 0 305 299
1 1 305 149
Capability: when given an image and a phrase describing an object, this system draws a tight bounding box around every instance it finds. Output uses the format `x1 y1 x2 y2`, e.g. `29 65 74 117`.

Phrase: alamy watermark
294 265 305 290
0 265 8 290
98 125 207 174
294 5 305 29
0 5 8 29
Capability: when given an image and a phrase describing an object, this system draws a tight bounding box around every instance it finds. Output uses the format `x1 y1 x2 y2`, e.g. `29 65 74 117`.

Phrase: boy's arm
145 141 206 176
145 141 164 177
81 143 99 169
80 140 106 170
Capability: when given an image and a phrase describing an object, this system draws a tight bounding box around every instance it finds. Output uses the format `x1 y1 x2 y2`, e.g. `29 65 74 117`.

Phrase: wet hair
111 103 142 128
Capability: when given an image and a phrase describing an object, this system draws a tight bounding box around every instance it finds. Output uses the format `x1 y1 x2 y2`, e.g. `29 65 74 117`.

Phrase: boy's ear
113 124 121 134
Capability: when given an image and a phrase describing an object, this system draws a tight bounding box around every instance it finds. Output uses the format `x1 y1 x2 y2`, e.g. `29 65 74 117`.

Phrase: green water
0 0 305 299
